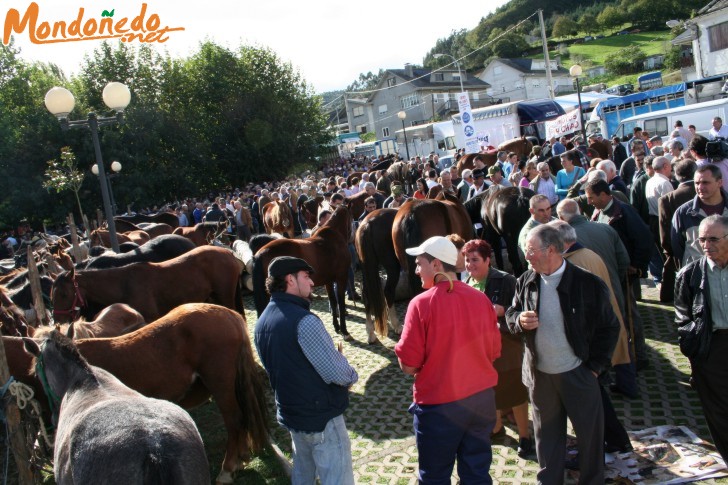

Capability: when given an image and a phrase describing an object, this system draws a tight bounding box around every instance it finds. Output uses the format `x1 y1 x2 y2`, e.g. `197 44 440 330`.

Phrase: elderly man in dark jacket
675 215 728 464
658 160 697 302
506 224 619 485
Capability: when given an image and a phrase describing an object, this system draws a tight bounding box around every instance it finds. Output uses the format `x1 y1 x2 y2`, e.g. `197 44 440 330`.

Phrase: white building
672 0 728 81
477 58 573 101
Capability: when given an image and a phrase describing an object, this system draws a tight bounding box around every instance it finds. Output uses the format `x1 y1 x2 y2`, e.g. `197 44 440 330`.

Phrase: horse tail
235 273 245 316
402 209 423 296
252 255 268 316
234 336 269 455
357 221 388 337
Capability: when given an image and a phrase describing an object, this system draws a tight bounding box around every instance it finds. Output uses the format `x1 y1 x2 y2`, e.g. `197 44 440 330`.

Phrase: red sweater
395 280 501 404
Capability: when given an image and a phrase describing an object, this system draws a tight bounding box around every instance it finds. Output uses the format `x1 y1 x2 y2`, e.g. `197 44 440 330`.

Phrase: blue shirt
297 315 358 386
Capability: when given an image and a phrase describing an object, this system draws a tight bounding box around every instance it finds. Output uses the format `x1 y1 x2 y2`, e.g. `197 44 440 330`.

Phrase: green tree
579 14 597 35
597 6 624 33
360 132 376 142
552 16 578 38
492 33 530 58
604 45 647 74
43 147 87 221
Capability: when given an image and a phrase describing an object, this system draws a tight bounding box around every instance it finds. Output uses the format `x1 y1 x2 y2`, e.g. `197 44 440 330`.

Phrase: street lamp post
398 111 410 161
569 64 585 139
91 161 122 216
45 83 130 253
434 53 465 94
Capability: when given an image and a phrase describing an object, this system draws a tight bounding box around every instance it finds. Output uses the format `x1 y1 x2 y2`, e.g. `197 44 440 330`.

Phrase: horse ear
23 337 41 356
66 322 75 340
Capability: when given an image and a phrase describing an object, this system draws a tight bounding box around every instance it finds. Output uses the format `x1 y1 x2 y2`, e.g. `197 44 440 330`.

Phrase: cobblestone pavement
243 281 728 484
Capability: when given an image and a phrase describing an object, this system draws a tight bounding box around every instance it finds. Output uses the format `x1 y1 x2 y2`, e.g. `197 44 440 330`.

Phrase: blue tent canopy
516 99 565 124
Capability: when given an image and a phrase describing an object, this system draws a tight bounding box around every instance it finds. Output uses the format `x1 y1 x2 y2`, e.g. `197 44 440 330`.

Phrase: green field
559 30 673 67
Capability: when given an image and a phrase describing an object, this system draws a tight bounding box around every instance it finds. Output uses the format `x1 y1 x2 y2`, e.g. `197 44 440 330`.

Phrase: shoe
605 442 633 454
517 437 535 459
490 426 506 440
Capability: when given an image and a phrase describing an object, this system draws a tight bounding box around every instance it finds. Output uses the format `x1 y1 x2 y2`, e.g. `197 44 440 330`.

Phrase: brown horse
34 303 146 340
386 161 409 188
7 303 268 484
355 209 403 344
89 229 132 248
456 137 535 174
393 198 474 295
173 221 228 247
134 222 174 239
0 286 29 336
344 190 376 221
262 201 294 238
51 246 243 323
301 196 323 230
121 229 150 245
253 206 353 338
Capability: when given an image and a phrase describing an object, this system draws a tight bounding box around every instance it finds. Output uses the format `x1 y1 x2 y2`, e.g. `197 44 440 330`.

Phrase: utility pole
539 9 555 99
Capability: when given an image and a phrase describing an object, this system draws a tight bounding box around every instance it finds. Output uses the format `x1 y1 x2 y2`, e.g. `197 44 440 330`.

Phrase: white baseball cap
405 236 458 266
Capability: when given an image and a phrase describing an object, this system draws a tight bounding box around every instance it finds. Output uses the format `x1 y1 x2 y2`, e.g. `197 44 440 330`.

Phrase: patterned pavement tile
244 280 728 484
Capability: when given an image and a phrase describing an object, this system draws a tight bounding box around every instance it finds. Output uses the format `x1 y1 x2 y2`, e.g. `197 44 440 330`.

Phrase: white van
613 98 728 141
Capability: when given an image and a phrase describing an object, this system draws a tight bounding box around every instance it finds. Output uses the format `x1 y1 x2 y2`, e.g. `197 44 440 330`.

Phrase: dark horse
84 234 195 270
115 211 180 229
51 246 244 323
253 206 353 338
24 331 210 484
15 303 268 483
465 186 534 276
355 208 403 344
393 198 474 295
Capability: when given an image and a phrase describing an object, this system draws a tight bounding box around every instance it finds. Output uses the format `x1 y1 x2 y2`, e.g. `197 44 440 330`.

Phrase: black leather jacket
505 260 619 387
674 257 713 360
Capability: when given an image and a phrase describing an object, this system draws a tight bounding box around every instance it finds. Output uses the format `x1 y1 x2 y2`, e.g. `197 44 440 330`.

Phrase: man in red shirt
395 236 501 483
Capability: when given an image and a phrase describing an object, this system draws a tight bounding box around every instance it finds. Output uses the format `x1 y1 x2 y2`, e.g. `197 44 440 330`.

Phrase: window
453 73 462 82
434 72 444 81
378 104 388 115
353 106 364 117
401 94 420 108
644 117 669 137
356 124 368 134
709 22 728 52
382 127 390 137
387 77 396 87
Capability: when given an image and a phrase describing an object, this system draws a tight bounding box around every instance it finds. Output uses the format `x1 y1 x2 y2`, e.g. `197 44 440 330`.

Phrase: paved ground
243 280 728 484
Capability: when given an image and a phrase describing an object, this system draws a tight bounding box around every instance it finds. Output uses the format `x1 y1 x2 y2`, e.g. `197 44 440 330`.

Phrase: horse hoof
368 337 380 345
342 333 354 342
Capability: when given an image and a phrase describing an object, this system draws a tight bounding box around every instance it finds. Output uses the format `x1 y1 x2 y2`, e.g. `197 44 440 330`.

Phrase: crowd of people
249 117 728 484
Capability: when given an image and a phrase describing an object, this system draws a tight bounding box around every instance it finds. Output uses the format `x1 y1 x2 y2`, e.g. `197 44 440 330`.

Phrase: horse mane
46 330 94 374
249 234 281 255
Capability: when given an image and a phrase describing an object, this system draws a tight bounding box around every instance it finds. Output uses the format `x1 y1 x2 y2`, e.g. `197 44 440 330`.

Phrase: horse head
0 288 29 337
51 268 86 323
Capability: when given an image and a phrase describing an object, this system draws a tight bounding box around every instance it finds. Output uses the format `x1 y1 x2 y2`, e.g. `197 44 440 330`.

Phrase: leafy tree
597 6 624 33
492 33 530 58
360 132 376 142
604 45 647 74
552 16 579 38
579 14 597 35
347 70 385 92
43 147 87 221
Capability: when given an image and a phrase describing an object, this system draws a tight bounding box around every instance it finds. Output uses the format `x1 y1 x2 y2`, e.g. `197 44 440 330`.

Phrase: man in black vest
254 256 358 484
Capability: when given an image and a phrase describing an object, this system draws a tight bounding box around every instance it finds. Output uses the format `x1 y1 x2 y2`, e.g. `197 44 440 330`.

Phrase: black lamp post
91 160 122 216
398 110 410 161
45 83 130 253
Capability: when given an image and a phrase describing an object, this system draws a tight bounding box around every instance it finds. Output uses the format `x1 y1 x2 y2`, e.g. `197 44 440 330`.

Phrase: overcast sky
6 0 512 93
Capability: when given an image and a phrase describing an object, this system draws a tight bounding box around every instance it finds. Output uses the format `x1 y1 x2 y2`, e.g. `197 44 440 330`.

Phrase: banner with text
545 109 581 139
458 93 479 154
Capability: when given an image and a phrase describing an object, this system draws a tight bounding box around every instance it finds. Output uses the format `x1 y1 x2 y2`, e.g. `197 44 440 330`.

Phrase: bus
353 138 397 159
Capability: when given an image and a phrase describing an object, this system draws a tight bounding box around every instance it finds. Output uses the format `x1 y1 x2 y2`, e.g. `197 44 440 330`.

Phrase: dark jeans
410 388 496 484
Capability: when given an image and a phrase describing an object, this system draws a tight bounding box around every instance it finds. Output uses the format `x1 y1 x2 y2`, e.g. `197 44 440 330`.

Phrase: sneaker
517 437 535 459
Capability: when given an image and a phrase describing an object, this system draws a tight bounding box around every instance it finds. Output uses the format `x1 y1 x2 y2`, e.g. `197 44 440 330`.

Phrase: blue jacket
254 292 349 432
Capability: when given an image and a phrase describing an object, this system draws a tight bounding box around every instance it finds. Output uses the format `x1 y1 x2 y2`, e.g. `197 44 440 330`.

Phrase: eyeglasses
525 246 549 257
698 234 728 244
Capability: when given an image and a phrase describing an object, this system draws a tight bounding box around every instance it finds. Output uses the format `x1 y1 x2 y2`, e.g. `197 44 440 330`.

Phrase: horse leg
485 227 504 270
388 304 402 337
506 235 524 276
364 311 378 345
336 277 349 339
326 283 341 334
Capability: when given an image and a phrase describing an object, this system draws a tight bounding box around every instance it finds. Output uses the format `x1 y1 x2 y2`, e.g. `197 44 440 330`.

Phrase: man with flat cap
467 168 489 200
254 256 358 485
395 236 501 483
